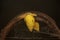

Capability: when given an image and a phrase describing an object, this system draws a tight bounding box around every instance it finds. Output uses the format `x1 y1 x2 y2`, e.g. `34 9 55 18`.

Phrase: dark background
0 0 60 30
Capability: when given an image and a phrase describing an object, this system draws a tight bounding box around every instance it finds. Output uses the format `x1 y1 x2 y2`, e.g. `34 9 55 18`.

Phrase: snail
24 12 40 32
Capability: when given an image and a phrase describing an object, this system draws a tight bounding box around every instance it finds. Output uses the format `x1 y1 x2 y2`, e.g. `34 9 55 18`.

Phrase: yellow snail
24 12 40 32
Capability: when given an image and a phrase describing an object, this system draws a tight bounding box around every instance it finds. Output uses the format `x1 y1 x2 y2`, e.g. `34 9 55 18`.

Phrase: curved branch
1 12 60 40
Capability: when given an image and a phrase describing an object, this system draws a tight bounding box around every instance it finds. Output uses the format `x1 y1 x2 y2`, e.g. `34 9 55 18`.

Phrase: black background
0 0 60 30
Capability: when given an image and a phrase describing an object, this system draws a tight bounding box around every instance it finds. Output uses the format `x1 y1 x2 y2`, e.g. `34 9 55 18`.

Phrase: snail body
24 13 40 32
